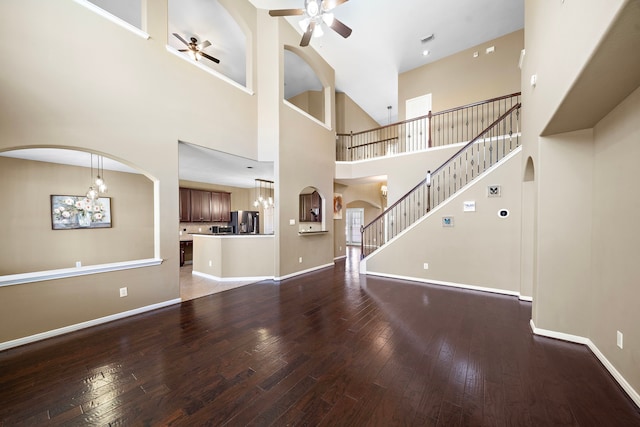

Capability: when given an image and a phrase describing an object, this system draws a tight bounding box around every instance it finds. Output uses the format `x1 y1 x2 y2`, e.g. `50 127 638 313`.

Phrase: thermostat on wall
498 209 510 218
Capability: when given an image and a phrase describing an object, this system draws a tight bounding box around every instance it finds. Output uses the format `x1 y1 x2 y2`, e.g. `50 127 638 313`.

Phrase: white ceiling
250 0 524 124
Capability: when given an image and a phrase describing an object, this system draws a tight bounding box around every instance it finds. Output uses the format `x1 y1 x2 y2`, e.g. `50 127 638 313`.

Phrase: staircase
360 101 521 258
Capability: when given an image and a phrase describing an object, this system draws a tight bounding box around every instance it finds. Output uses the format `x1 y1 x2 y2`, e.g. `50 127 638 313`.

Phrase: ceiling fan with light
269 0 352 47
172 33 220 64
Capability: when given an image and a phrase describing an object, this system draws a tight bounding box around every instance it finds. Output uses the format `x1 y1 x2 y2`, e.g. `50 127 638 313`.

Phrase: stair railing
337 92 520 162
361 102 521 258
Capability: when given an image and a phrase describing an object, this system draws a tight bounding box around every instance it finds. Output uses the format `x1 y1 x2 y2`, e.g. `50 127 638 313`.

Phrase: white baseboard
275 262 334 281
519 295 533 302
192 271 272 282
366 271 524 298
333 255 347 261
0 298 181 352
530 320 640 408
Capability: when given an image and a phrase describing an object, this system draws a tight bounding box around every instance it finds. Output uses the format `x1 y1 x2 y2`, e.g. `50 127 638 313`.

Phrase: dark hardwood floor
1 247 639 426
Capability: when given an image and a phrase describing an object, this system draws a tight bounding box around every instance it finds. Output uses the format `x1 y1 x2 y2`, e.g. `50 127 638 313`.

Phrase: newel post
427 111 432 148
426 170 431 213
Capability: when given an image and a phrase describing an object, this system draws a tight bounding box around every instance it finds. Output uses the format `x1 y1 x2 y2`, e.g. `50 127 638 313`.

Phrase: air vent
421 34 435 43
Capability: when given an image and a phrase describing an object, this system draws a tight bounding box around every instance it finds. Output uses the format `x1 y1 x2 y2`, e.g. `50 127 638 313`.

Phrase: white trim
165 47 254 95
283 100 332 131
192 271 271 283
73 0 150 40
365 271 523 298
0 258 163 287
519 295 533 302
530 320 640 408
333 255 347 261
529 320 590 344
275 262 334 281
0 298 181 352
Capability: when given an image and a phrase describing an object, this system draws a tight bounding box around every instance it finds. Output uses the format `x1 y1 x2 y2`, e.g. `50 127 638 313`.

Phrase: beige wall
272 16 336 278
287 90 325 123
591 86 640 393
0 0 338 343
521 0 639 401
336 92 380 133
365 151 522 294
399 30 523 119
0 157 154 275
192 235 274 278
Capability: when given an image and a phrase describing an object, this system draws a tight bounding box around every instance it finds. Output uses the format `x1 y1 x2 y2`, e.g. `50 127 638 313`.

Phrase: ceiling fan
269 0 352 47
172 33 220 64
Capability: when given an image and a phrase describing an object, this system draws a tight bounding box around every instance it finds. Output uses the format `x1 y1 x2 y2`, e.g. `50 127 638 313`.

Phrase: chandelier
253 179 274 209
86 153 108 201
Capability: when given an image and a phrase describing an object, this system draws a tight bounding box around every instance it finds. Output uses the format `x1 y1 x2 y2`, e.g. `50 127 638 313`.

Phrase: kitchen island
191 234 275 281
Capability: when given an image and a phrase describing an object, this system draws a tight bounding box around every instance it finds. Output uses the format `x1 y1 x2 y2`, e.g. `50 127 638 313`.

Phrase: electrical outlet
289 219 295 225
119 287 128 298
617 331 623 349
208 260 212 267
339 246 342 251
198 227 202 232
423 263 429 270
75 261 82 268
299 257 303 263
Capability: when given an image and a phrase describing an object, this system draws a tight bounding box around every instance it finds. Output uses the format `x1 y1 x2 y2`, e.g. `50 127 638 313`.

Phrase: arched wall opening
0 147 156 277
283 46 331 126
521 155 537 301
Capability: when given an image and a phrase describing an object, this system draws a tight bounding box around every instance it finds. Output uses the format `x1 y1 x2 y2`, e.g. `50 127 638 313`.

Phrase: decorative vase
78 211 91 227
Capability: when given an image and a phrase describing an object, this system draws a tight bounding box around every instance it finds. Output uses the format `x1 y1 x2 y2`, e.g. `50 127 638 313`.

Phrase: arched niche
168 0 249 88
299 186 326 232
0 148 155 277
284 48 327 124
524 156 535 182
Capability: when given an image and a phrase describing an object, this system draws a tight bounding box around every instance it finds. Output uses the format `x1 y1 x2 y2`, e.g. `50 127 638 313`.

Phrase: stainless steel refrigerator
230 211 259 234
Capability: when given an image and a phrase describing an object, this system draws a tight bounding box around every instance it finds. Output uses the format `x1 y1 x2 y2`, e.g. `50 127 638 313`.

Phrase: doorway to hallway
346 208 364 246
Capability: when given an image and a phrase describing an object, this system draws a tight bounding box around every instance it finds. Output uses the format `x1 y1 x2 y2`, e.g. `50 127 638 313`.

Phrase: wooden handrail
362 102 521 231
348 136 398 149
337 92 521 138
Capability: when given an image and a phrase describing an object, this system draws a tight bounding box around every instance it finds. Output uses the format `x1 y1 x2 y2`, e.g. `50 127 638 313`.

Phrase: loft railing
361 102 521 258
336 92 521 162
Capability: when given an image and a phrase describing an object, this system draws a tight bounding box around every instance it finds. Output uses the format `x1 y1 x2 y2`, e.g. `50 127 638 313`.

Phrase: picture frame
333 193 343 220
50 195 112 230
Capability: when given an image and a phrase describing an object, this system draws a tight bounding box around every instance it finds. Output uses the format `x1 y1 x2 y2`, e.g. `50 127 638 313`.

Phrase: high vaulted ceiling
249 0 524 124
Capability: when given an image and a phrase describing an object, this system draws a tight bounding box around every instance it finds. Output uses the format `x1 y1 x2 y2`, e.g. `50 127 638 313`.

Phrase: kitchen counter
191 234 275 280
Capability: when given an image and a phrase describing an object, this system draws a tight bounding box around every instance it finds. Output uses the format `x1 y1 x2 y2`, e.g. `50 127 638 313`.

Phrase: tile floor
179 264 258 301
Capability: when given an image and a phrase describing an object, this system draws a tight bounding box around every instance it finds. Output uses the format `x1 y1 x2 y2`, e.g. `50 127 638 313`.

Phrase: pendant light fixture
86 153 108 200
253 179 274 209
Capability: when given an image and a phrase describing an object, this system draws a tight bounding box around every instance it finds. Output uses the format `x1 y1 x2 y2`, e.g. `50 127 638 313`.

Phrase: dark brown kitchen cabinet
211 191 231 222
180 188 231 223
190 190 212 222
179 187 191 221
299 191 322 222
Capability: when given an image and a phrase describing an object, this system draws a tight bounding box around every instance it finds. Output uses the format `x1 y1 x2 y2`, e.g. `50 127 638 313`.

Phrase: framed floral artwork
333 193 343 220
51 195 112 230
